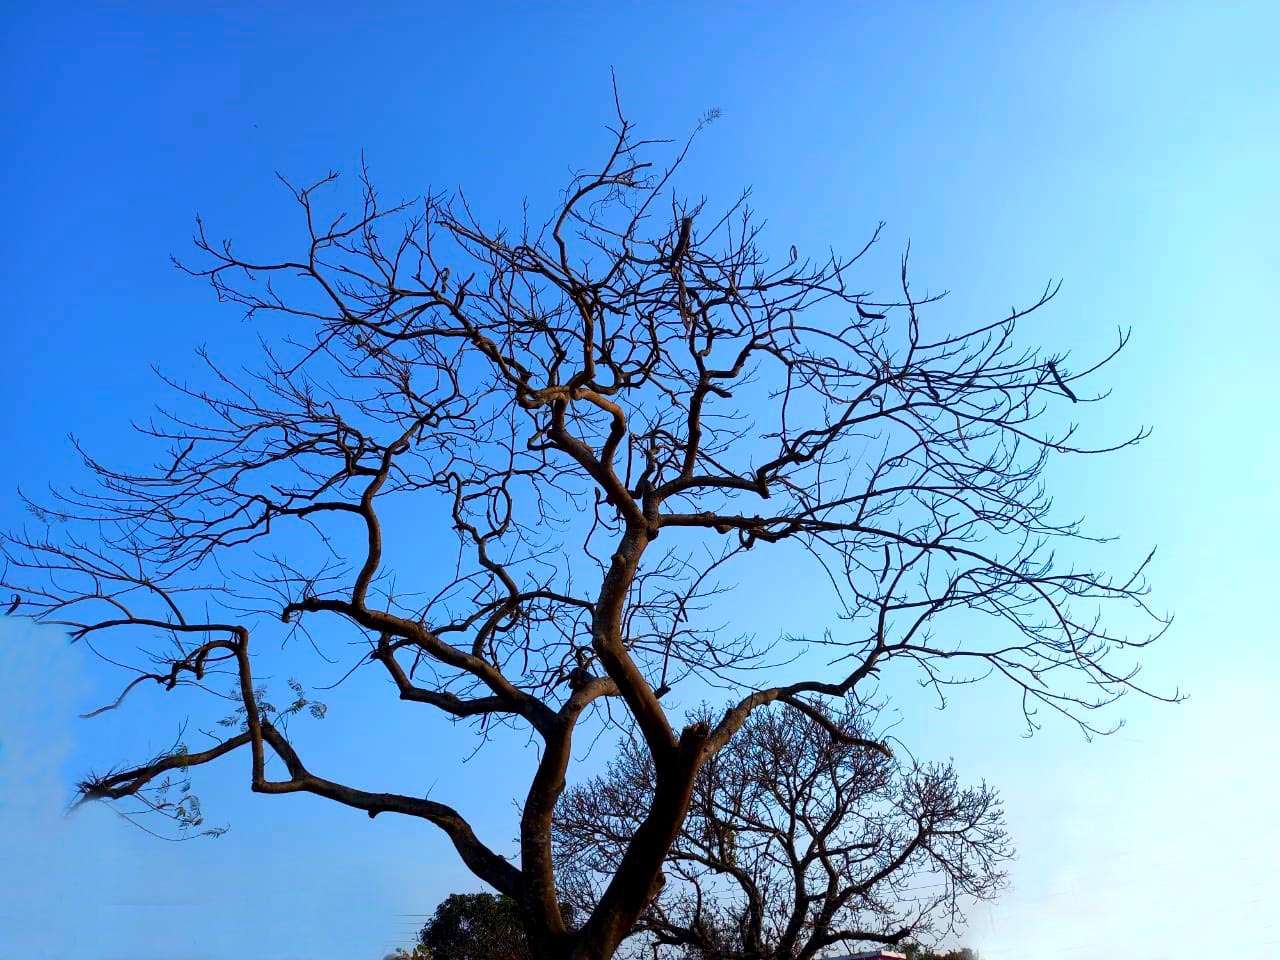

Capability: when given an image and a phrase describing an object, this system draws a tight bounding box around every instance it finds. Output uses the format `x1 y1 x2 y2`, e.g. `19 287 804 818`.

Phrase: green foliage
904 946 980 960
217 677 326 730
416 893 529 960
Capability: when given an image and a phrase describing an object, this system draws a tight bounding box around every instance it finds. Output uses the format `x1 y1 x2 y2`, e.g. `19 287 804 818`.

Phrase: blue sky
1 3 1278 958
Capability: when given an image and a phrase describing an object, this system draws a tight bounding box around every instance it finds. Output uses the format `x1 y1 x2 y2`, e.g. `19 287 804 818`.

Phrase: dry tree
556 702 1010 960
2 95 1168 960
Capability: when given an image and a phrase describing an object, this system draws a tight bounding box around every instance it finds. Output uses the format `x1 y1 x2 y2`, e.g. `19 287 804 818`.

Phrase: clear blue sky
1 3 1277 958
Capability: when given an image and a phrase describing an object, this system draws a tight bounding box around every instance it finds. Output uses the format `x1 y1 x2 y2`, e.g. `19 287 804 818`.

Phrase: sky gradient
2 3 1278 958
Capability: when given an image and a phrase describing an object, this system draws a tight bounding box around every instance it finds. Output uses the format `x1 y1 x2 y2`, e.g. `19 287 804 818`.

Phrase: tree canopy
904 947 981 960
416 893 530 960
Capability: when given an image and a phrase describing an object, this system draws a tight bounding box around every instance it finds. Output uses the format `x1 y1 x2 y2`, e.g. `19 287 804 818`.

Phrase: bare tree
556 703 1010 960
2 95 1169 960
